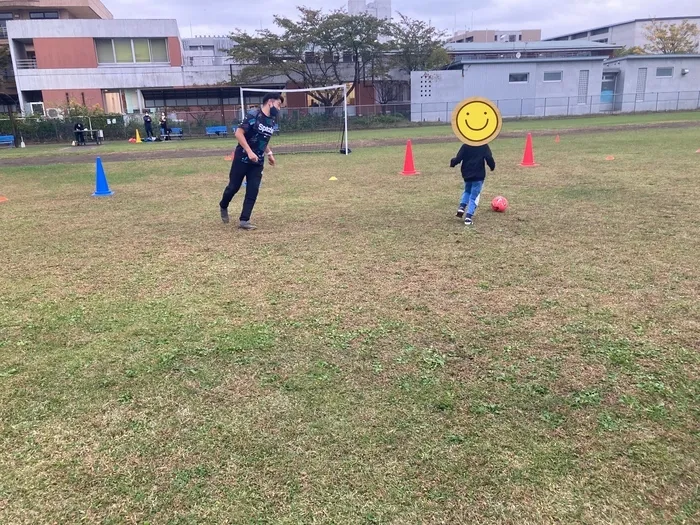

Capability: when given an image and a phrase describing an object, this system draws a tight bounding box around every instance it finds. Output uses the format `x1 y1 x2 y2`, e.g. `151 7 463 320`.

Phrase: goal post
239 84 350 155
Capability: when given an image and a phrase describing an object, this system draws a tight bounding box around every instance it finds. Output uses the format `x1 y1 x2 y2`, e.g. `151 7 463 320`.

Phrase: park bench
206 126 228 138
0 135 15 147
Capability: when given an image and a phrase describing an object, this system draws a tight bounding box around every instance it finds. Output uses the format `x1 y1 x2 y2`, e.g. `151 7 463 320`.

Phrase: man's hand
248 151 259 163
267 153 276 166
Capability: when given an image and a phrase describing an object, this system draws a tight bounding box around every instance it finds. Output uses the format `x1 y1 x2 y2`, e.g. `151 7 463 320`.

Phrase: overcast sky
108 0 699 40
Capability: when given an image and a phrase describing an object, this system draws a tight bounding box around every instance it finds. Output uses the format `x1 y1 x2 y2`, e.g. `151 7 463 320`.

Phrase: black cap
262 92 284 104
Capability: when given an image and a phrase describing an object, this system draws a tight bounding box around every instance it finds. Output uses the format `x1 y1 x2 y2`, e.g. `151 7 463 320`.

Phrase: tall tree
387 13 450 74
228 8 390 106
643 19 700 54
0 45 13 97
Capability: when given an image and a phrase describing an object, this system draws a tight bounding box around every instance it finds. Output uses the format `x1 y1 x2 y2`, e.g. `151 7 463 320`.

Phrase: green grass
1 110 698 160
1 127 699 523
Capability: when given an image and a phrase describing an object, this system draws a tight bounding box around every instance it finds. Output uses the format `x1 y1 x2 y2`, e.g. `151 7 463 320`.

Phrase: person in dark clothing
219 92 283 230
73 122 86 146
143 111 154 139
159 112 169 140
450 144 496 225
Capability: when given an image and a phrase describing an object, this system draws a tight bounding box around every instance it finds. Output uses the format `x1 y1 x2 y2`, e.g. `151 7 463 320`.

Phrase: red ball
491 196 508 212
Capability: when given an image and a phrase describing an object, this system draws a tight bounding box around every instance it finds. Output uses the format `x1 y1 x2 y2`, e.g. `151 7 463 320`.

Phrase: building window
543 71 563 82
590 27 609 36
509 73 529 83
95 38 170 64
29 11 59 19
656 67 673 78
578 70 589 103
518 34 522 41
636 68 647 101
594 38 609 43
508 34 516 42
494 35 498 41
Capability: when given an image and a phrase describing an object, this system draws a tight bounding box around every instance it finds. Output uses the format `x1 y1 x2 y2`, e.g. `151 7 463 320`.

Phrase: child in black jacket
450 144 496 225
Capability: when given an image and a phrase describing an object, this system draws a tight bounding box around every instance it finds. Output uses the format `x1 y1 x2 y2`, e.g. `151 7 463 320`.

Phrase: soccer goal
239 84 350 155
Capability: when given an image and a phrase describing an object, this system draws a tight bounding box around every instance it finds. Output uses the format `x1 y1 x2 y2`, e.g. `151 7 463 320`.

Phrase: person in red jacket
450 143 496 225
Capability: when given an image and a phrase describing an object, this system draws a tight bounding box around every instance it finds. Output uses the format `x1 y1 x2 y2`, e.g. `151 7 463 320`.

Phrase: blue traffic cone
92 157 113 197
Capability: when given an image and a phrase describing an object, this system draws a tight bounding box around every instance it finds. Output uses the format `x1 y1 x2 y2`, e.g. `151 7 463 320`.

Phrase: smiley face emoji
451 97 503 146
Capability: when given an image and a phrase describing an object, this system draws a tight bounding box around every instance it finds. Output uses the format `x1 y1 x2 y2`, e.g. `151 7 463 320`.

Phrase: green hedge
0 114 138 143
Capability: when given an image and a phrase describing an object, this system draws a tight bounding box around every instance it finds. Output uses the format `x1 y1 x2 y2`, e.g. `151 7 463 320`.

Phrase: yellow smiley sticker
451 97 503 146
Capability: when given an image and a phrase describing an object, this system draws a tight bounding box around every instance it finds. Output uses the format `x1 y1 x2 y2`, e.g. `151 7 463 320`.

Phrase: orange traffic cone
555 135 560 143
0 195 8 203
605 155 615 161
519 133 539 167
400 140 419 176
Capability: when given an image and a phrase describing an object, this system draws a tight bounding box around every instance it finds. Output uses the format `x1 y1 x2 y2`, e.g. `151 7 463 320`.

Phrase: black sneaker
464 216 473 226
456 207 465 218
238 221 257 230
220 206 229 224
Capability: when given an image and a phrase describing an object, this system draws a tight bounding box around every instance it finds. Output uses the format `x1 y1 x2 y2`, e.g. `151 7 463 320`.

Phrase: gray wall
605 56 700 112
411 58 605 121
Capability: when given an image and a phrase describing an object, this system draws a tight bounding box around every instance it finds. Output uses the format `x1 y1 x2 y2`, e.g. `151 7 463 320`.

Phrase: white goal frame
239 84 349 155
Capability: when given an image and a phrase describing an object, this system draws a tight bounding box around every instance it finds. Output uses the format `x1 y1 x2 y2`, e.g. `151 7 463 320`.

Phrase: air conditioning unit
46 107 64 120
29 102 45 116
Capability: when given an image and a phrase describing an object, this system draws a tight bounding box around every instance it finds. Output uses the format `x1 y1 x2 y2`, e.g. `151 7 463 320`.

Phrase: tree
228 8 390 107
613 46 646 57
0 45 12 97
643 19 700 54
386 13 450 74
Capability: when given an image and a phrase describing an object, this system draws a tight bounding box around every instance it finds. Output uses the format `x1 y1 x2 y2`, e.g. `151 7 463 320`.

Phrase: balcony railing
16 59 37 69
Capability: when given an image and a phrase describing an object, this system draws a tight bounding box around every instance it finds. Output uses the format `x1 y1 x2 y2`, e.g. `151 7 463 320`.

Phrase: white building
546 16 700 49
348 0 391 20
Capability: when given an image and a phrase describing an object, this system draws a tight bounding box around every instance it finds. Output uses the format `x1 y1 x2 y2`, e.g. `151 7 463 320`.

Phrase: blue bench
0 135 15 147
169 127 184 139
206 126 228 138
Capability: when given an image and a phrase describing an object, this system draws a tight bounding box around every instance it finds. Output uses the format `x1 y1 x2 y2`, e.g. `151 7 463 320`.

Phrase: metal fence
412 91 700 122
1 91 698 144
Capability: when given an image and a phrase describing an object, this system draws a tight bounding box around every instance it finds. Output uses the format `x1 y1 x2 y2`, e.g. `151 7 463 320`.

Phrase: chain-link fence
2 91 698 144
412 91 700 122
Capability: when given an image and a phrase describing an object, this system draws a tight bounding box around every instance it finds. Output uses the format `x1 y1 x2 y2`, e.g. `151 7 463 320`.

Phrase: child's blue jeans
460 180 484 215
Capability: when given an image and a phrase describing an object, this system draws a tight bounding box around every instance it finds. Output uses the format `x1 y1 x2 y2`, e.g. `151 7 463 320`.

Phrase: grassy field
1 110 699 160
1 126 699 523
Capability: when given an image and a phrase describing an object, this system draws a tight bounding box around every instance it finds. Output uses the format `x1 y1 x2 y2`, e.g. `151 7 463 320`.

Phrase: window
590 27 609 36
578 70 589 103
572 31 588 39
509 73 529 83
518 34 522 41
494 35 498 41
656 67 673 78
636 68 647 101
29 11 59 19
95 38 170 64
509 34 516 42
594 38 608 43
543 71 563 82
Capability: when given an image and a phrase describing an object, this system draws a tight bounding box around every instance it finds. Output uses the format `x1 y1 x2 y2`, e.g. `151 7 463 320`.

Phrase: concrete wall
604 56 700 112
411 58 605 121
6 19 180 39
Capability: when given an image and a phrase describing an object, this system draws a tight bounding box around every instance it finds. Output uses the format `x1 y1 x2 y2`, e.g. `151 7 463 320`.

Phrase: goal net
239 85 349 155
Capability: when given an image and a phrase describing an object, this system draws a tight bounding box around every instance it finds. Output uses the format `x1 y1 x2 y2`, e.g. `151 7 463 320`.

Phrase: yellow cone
329 176 338 181
135 129 142 143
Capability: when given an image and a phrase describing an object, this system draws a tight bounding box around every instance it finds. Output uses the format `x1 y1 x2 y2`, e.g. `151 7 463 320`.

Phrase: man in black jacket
450 144 496 225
